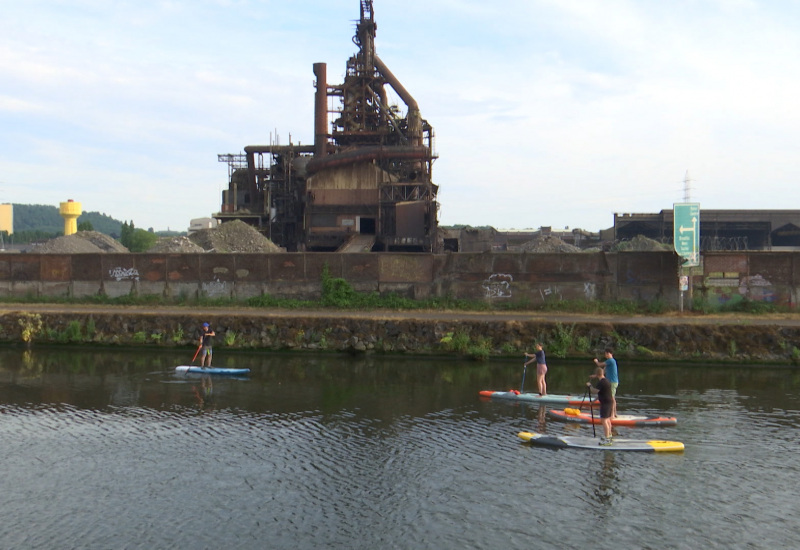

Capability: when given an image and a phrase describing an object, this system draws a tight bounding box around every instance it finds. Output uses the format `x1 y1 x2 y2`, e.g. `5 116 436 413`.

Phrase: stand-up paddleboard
479 390 597 406
548 408 677 427
175 366 250 376
518 431 684 452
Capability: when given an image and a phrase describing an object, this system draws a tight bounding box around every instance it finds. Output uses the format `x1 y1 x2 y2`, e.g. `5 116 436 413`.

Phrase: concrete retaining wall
3 250 800 308
0 251 677 305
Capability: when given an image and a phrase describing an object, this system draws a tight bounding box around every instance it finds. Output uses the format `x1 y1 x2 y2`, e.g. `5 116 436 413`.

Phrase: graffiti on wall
202 277 228 298
739 274 776 302
705 272 776 305
538 285 562 301
109 267 140 281
482 273 513 298
584 282 597 300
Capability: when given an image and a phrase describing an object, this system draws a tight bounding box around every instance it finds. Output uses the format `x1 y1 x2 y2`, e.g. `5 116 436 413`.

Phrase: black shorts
599 402 612 419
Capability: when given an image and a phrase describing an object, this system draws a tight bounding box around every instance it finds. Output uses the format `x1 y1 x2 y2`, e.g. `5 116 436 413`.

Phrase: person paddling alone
587 366 615 446
524 343 548 396
199 322 215 368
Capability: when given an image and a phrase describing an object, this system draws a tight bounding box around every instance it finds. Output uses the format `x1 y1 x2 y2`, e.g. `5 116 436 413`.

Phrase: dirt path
4 303 800 326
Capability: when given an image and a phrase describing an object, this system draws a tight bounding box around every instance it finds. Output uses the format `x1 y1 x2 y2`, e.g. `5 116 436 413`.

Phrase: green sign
673 203 700 267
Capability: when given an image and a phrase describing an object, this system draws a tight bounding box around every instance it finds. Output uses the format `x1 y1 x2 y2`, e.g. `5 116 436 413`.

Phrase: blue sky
3 0 800 232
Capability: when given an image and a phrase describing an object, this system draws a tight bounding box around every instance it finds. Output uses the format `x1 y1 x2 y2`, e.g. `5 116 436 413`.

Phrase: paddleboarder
594 348 618 418
586 366 615 445
524 343 548 396
198 322 216 367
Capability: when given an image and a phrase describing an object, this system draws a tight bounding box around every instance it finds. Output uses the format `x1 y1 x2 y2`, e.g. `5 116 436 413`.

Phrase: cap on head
202 322 209 328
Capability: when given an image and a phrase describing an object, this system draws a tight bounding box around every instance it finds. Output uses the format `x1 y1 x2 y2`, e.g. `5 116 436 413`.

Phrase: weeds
466 336 492 361
547 323 592 358
64 321 83 342
610 331 638 355
18 313 43 347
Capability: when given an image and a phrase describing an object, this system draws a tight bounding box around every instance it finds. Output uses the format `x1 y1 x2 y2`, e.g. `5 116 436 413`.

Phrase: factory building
215 1 439 252
614 210 800 251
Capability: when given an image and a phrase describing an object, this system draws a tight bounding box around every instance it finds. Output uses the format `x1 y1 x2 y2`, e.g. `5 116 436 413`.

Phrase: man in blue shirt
594 348 618 418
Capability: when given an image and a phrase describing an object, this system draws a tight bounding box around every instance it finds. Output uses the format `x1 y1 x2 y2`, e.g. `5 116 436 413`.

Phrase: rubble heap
188 220 284 253
519 235 582 253
147 236 205 253
611 235 671 251
29 231 130 254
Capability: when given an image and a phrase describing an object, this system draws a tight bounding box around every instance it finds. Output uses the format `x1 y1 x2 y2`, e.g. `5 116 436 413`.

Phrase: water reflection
593 452 620 508
0 348 799 549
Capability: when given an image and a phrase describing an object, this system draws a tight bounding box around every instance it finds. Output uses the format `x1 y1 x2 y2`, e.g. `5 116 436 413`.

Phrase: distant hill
7 204 183 243
12 204 123 237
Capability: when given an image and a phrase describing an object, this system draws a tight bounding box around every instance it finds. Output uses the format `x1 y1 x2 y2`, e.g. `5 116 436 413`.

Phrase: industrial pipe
374 55 422 147
306 145 429 174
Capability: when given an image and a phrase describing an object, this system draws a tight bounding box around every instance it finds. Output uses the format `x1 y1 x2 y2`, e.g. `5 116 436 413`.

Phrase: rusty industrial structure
215 1 439 252
614 210 800 251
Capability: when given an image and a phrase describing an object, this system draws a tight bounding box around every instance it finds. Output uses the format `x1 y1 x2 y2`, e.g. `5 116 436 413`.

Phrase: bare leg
602 417 612 439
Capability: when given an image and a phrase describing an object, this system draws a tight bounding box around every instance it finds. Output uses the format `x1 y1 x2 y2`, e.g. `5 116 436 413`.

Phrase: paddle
520 361 527 393
191 344 202 364
587 383 596 437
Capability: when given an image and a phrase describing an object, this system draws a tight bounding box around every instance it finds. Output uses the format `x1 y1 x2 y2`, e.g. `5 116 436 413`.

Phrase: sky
3 0 800 233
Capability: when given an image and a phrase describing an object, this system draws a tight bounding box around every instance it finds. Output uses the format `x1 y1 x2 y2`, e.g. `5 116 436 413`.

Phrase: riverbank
3 303 800 364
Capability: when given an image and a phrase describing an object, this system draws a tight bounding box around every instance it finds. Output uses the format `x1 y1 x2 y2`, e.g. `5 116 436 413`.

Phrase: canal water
0 348 798 549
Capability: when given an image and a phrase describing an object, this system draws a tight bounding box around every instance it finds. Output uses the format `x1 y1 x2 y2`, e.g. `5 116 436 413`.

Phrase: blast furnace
216 0 439 252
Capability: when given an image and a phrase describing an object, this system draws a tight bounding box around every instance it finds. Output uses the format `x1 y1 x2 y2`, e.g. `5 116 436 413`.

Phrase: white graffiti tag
108 267 140 281
538 285 563 301
202 277 228 298
482 273 513 298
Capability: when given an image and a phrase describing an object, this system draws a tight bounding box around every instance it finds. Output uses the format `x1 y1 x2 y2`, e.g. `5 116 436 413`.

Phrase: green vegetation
547 323 592 358
439 330 492 361
119 220 158 252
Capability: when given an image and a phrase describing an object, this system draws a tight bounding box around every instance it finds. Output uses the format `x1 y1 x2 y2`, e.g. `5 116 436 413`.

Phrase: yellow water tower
0 204 12 235
59 199 82 236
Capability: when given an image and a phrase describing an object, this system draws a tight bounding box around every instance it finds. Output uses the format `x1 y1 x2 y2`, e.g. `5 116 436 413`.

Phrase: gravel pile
188 220 283 253
147 236 205 253
519 235 582 253
28 231 130 254
611 235 671 251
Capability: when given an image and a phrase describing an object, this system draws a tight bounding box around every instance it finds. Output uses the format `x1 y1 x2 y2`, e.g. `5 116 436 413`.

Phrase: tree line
5 203 181 251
